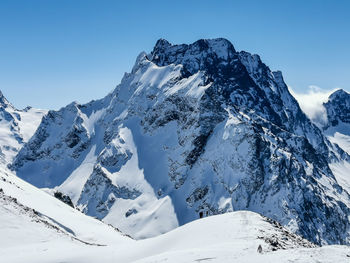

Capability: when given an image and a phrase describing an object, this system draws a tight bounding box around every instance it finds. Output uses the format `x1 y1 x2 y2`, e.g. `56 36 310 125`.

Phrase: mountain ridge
0 91 46 167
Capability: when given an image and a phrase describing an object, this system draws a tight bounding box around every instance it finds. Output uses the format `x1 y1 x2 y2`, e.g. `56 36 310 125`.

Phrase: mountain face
0 91 46 167
12 38 350 244
322 89 350 155
0 145 347 263
316 89 350 195
324 89 350 129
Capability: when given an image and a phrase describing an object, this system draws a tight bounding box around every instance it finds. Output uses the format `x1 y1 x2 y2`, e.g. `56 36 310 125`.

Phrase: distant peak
0 90 14 109
328 89 350 100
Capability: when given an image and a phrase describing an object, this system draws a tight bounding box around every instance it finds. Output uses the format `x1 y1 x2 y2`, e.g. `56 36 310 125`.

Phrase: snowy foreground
1 169 349 263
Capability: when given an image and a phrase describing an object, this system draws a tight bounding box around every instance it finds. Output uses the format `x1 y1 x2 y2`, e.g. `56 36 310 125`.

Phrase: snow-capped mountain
313 89 350 196
322 89 350 153
11 38 350 245
0 91 46 167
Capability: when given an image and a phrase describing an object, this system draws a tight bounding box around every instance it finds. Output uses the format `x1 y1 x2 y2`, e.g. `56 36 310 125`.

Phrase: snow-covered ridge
11 38 350 245
0 91 46 167
1 169 349 263
0 167 131 246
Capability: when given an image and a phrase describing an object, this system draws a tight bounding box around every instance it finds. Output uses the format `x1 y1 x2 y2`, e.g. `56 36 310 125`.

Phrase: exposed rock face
12 38 350 244
323 89 350 128
54 191 74 208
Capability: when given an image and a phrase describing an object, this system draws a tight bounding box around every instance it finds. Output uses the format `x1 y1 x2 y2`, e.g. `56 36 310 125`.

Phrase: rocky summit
10 38 350 245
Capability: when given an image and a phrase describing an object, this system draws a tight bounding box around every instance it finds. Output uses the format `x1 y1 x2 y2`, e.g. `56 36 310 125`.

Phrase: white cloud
288 85 339 126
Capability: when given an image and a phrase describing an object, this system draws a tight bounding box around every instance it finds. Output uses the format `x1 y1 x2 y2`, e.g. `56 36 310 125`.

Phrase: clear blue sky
1 0 349 109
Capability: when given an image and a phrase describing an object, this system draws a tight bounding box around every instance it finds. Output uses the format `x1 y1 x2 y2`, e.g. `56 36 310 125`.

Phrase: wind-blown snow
288 85 338 126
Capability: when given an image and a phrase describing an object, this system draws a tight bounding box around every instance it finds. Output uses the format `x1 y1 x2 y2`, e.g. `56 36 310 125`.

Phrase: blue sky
0 0 349 109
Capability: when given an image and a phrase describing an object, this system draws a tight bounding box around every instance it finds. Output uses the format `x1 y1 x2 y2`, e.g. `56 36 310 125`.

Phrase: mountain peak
153 37 235 53
328 89 350 101
150 38 237 68
149 37 242 83
0 90 13 109
322 89 350 127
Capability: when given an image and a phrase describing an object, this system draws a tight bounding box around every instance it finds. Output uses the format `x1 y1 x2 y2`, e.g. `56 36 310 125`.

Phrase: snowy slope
12 38 350 245
0 165 348 262
0 91 46 167
2 189 349 263
132 213 349 263
0 167 132 247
